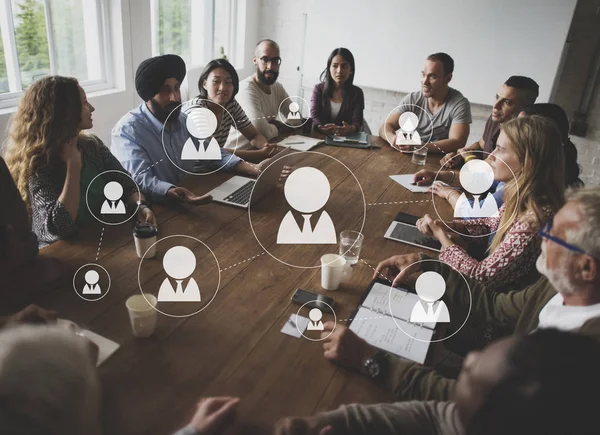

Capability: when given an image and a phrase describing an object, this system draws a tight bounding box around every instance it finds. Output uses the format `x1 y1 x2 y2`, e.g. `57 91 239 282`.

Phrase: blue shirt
111 103 242 201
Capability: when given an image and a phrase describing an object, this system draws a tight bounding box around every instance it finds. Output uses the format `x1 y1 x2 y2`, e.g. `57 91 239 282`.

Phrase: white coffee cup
133 224 158 259
125 294 158 338
321 253 348 291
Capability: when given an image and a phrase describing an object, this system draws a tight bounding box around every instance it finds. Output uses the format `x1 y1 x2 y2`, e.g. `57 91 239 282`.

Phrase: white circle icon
415 271 446 301
84 270 100 285
163 246 197 279
72 263 111 301
459 159 495 195
186 108 218 139
277 96 310 128
284 167 330 213
309 308 322 322
104 181 123 201
399 112 419 133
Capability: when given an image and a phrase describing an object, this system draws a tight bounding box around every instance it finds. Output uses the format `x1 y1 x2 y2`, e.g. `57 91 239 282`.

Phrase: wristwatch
363 350 389 380
136 199 151 209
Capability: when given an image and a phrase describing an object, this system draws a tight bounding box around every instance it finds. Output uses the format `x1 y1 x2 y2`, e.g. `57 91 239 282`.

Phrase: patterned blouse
439 204 552 292
29 134 133 248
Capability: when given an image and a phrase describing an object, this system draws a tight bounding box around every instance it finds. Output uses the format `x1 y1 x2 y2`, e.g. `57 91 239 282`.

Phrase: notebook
325 132 380 149
349 280 435 364
277 135 323 151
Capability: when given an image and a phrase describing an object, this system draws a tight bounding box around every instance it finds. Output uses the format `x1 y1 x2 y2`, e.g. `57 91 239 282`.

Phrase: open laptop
208 147 294 209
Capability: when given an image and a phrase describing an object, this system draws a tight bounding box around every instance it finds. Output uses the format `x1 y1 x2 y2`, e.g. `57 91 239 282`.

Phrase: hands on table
168 187 213 206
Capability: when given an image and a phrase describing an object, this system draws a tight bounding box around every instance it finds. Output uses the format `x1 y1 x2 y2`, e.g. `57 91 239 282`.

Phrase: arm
350 87 365 131
426 123 470 153
310 84 325 129
111 128 175 202
379 109 400 146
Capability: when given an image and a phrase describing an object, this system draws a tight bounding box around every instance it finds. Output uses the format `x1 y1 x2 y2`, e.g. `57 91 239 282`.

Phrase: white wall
0 0 260 153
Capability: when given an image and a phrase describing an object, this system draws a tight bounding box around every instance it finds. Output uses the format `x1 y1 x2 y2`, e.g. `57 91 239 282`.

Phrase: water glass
339 231 364 265
411 146 428 165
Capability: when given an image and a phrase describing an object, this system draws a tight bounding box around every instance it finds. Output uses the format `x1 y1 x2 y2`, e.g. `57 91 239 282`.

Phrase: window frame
0 0 113 109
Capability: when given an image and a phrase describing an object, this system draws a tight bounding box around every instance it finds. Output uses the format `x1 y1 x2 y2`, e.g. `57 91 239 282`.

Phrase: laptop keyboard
224 180 256 205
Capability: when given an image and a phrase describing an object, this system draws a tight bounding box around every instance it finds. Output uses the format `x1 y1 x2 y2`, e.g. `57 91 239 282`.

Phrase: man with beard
112 55 268 203
313 186 600 402
225 39 293 150
380 52 471 153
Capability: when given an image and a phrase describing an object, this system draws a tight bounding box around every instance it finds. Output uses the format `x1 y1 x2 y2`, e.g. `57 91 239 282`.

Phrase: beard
536 249 577 296
256 67 279 85
149 98 182 124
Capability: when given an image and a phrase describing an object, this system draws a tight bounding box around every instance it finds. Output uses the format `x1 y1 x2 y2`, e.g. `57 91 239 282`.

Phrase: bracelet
448 170 455 184
464 155 477 162
445 190 458 201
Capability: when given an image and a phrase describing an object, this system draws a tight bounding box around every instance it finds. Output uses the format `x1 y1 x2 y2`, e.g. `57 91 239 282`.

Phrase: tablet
384 221 442 252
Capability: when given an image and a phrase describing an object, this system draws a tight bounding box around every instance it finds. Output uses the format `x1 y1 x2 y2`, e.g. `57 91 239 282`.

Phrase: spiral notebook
349 280 435 364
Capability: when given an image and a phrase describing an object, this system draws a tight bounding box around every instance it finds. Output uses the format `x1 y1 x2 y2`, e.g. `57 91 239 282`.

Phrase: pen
285 141 305 145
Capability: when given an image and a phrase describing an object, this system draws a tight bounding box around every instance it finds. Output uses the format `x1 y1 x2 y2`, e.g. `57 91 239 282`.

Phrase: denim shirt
111 103 241 201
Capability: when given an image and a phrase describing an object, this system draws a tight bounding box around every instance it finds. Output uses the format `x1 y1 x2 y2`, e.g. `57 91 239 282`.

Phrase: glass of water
411 146 428 165
339 231 364 265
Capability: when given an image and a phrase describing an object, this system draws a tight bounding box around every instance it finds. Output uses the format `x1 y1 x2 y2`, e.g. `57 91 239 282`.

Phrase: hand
372 253 423 287
167 187 213 206
429 181 457 202
259 143 282 159
257 157 293 181
188 397 240 435
60 136 82 166
275 417 335 435
322 322 377 372
440 152 459 168
333 121 355 136
268 119 292 133
318 124 336 135
7 304 57 326
419 215 454 248
136 206 157 226
413 169 436 186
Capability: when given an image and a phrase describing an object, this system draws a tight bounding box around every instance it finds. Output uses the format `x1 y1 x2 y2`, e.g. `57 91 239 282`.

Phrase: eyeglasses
538 216 589 256
259 56 281 66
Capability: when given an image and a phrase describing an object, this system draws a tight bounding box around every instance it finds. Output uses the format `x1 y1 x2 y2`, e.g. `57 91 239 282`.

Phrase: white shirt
225 76 290 150
329 100 342 120
538 293 600 331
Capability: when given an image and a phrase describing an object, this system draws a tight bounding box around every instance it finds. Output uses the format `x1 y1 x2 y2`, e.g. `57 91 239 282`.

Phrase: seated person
0 325 240 435
0 157 38 275
112 55 272 203
379 53 471 153
441 76 539 168
4 76 155 248
191 58 283 163
275 329 600 435
315 185 600 403
416 116 565 292
311 47 365 136
226 39 293 150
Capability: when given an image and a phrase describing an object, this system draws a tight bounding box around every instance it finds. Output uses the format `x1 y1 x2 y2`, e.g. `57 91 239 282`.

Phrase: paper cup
321 253 347 291
125 294 158 338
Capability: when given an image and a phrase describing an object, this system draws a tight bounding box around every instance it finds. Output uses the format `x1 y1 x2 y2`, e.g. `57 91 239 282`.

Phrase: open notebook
276 135 323 151
349 281 435 364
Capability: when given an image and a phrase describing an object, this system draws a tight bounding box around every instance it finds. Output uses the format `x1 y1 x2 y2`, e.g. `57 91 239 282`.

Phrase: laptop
208 147 294 209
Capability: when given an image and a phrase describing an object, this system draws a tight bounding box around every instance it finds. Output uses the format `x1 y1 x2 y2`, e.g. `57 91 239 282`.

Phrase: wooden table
17 137 453 435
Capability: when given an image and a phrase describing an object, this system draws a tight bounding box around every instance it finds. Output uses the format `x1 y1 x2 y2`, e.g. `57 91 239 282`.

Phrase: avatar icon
307 308 324 331
158 246 201 302
181 108 221 160
395 111 421 145
453 159 500 219
277 167 336 244
101 181 126 214
82 270 102 294
287 101 301 119
409 271 450 323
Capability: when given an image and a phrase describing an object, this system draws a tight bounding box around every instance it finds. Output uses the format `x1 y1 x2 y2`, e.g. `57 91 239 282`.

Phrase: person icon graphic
453 159 500 219
277 167 337 244
82 270 102 294
287 101 301 119
395 111 421 146
181 108 222 161
101 181 126 214
409 271 450 323
158 246 201 302
307 308 324 331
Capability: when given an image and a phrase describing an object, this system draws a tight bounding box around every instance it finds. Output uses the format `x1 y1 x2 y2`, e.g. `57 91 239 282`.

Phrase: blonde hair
490 116 565 252
4 76 83 206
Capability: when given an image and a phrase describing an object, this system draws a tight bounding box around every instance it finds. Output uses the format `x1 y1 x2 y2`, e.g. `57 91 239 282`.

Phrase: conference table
20 134 454 435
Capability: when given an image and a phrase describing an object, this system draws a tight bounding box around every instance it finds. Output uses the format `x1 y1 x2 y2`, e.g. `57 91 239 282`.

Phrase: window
151 0 243 68
0 0 111 107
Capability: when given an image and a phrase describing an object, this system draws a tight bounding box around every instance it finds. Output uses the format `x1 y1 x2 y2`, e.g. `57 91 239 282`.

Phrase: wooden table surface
18 136 453 435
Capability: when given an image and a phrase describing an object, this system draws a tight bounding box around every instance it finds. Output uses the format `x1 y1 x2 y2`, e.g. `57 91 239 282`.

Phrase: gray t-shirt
396 88 471 142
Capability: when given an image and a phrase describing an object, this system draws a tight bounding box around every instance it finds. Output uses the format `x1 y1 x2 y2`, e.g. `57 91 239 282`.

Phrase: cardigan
310 82 365 130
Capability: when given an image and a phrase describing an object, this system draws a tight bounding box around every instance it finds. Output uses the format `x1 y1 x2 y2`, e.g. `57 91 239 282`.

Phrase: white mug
125 294 158 338
320 253 349 291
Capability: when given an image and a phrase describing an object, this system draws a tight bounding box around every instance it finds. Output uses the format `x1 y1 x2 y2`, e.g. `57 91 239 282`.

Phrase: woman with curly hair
5 76 156 248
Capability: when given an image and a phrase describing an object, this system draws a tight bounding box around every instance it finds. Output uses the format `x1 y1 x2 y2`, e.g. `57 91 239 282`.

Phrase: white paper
83 329 120 366
349 307 433 364
280 314 310 338
277 135 323 151
362 282 435 329
389 174 430 193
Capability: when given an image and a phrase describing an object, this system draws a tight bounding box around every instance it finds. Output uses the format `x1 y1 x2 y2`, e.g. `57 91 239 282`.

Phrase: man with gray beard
314 186 600 402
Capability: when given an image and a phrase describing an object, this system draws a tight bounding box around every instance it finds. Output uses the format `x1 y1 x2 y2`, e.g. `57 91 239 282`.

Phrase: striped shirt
186 97 252 148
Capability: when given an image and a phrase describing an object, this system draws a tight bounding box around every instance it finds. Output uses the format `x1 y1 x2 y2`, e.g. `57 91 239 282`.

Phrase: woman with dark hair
520 103 583 187
5 76 156 248
275 329 600 435
194 58 283 163
310 48 366 136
